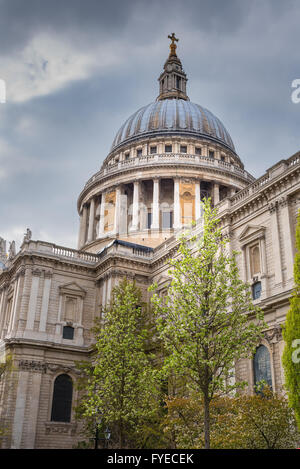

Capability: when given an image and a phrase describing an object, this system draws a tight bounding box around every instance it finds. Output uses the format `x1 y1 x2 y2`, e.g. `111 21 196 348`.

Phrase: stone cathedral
0 36 299 449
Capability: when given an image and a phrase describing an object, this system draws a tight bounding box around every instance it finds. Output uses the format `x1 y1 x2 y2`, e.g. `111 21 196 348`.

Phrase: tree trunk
203 393 210 449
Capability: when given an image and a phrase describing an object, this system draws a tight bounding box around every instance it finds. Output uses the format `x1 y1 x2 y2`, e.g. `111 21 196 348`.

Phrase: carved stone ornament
264 326 283 344
45 422 77 436
18 360 81 375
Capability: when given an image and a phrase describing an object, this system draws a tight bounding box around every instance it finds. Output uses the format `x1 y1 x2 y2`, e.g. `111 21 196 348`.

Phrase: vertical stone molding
173 178 181 229
39 272 52 332
151 178 160 230
87 198 95 242
25 269 41 331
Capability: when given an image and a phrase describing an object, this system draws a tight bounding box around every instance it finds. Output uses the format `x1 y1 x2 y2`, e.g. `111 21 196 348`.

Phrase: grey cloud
0 0 299 249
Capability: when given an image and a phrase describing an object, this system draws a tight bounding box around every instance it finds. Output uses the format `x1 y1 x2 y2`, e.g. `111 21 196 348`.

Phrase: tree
77 279 160 448
150 198 266 448
282 209 300 428
163 388 299 449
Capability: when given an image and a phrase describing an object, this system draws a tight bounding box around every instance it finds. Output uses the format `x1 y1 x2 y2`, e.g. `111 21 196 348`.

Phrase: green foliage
150 198 266 448
282 209 300 428
76 279 161 448
163 389 299 449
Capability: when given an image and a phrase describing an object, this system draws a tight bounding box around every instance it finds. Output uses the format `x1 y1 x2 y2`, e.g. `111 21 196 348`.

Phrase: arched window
51 374 73 422
253 345 272 390
250 245 261 276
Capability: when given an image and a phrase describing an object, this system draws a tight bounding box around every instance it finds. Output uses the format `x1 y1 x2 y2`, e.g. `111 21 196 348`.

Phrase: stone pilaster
268 201 283 285
25 269 41 331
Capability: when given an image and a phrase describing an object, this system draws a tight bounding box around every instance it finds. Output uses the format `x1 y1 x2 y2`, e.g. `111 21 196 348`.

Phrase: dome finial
168 33 179 57
157 35 189 101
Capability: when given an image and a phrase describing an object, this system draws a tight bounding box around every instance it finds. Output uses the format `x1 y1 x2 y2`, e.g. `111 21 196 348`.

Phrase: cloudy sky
0 0 299 250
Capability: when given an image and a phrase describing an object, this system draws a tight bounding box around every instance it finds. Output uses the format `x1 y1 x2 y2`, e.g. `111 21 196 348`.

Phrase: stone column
173 178 181 229
195 180 201 221
39 271 52 332
114 186 121 235
98 193 105 238
87 197 95 242
130 180 140 231
151 178 160 230
78 204 88 249
213 183 220 205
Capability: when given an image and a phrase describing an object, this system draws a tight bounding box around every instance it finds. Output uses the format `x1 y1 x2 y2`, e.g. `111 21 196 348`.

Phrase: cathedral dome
110 98 235 153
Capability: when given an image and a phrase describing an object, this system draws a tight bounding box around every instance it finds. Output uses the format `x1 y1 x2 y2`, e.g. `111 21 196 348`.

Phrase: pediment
156 275 169 286
59 282 86 297
238 224 266 244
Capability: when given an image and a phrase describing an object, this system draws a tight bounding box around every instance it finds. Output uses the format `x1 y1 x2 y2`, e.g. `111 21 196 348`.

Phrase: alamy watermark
292 339 300 364
0 79 6 103
291 79 300 103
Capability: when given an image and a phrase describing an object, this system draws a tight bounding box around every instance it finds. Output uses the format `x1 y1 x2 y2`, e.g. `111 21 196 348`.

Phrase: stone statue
8 240 16 260
23 228 32 243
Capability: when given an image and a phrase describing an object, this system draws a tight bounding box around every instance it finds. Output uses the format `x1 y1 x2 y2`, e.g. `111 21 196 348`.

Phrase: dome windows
165 144 172 153
180 145 187 153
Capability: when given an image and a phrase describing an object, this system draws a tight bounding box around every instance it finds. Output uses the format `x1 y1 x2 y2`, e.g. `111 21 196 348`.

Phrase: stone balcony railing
84 153 254 189
13 239 155 266
229 153 300 207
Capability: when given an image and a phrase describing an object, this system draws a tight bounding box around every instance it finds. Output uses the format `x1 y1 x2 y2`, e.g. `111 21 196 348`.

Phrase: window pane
63 326 74 340
252 281 262 300
253 345 272 390
51 374 73 422
150 146 157 154
162 211 173 228
165 145 172 153
180 145 187 153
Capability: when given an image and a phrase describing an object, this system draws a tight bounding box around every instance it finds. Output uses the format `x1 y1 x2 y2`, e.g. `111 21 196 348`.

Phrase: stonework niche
56 283 86 344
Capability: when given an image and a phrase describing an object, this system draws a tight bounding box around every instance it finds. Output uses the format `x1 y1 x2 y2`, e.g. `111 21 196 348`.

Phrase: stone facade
0 39 299 448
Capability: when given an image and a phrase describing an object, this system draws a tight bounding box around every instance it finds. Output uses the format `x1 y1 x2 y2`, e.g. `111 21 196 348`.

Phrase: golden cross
168 33 179 56
168 33 179 45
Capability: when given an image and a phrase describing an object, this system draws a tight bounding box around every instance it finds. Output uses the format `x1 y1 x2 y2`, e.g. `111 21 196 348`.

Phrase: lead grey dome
110 98 235 153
